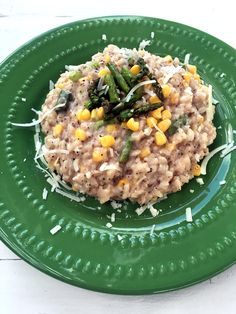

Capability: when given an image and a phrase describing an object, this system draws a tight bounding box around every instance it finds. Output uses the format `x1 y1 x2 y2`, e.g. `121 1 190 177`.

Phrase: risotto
40 45 216 205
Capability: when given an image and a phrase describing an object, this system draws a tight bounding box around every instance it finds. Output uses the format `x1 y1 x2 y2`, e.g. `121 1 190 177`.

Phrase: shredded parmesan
102 34 107 41
124 80 156 102
184 53 191 65
219 180 226 185
149 205 159 217
111 200 122 209
186 207 193 222
139 39 151 50
220 73 226 78
117 234 123 241
106 222 112 228
220 141 235 157
151 32 155 39
200 144 228 175
99 162 121 172
161 65 182 84
42 188 48 200
111 213 116 223
196 178 204 185
143 127 153 136
21 97 26 102
55 188 86 202
189 189 194 194
11 103 66 127
50 225 62 235
150 224 155 235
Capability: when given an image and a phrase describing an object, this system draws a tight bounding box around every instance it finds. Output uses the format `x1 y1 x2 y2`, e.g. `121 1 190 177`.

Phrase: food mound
40 45 216 205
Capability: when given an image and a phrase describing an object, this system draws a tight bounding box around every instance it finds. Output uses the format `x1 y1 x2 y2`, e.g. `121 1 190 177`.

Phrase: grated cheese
111 213 116 223
139 39 151 50
150 224 155 235
21 98 26 102
124 80 156 102
162 65 182 84
106 222 112 228
219 180 226 185
102 34 107 41
111 200 122 209
184 53 191 65
189 189 194 193
196 178 204 185
143 127 153 136
99 162 121 172
55 188 86 202
200 144 228 175
220 73 226 78
151 32 155 39
117 234 123 241
42 188 48 200
50 225 62 235
186 207 193 222
149 205 159 217
220 141 235 157
23 158 26 162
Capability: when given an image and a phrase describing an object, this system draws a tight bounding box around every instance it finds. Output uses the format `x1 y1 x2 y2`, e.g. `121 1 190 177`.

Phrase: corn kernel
183 72 192 83
192 164 201 176
121 122 127 129
98 68 110 77
165 143 176 151
162 109 172 120
187 64 197 75
140 147 151 158
151 106 164 119
91 109 97 120
55 83 64 89
104 54 111 64
130 64 141 75
96 107 104 120
157 119 171 132
75 128 87 141
162 84 171 98
155 131 167 146
76 108 91 121
99 135 115 148
117 178 129 187
72 183 79 192
126 118 139 132
146 116 157 128
194 74 201 82
163 55 173 63
170 92 179 105
53 124 64 137
92 149 107 162
149 95 161 104
106 124 118 132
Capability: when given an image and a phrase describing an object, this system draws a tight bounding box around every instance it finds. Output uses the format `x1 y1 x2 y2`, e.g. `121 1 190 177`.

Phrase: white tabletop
1 1 236 313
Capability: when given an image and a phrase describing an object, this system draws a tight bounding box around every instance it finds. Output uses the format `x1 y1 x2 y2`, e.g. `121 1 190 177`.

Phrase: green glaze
0 16 236 294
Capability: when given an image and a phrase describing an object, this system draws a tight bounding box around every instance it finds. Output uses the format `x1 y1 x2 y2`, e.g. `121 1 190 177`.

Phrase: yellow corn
98 68 110 77
170 92 179 105
194 74 201 82
157 119 171 132
55 83 64 89
162 84 171 98
149 95 161 104
53 124 64 137
192 164 201 176
76 108 91 121
75 128 87 141
99 135 115 148
130 64 141 75
91 109 97 120
104 54 111 64
163 55 173 63
155 131 167 146
96 107 104 120
146 116 157 128
151 106 164 119
165 143 176 151
162 109 172 120
106 124 118 132
183 72 192 83
127 118 139 132
92 149 107 162
140 147 151 158
187 64 197 75
117 178 129 187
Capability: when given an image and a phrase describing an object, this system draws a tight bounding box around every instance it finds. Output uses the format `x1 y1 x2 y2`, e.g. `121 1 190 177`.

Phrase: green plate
0 16 236 294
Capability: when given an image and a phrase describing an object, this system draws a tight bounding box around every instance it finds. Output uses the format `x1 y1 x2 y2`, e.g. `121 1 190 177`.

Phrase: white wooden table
1 1 236 313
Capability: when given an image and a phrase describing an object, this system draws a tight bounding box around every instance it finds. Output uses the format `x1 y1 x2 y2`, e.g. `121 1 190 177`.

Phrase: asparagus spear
134 103 162 116
119 131 133 163
121 67 134 86
107 63 130 93
112 87 143 114
118 109 135 121
168 114 188 135
104 74 120 103
55 90 73 112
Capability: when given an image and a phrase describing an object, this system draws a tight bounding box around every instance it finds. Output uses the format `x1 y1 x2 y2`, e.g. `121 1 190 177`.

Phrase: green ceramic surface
0 16 236 294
